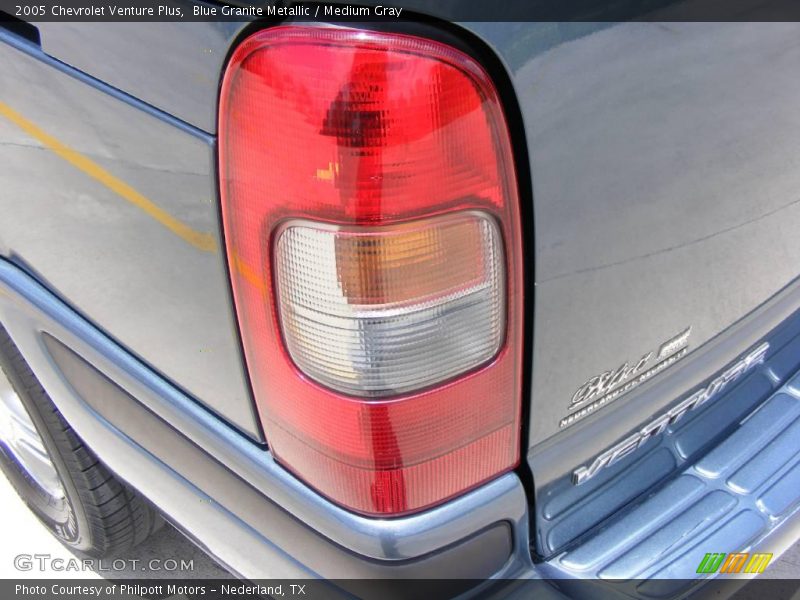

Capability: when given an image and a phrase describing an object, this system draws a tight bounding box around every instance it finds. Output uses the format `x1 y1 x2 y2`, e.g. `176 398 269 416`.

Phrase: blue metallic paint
4 10 800 586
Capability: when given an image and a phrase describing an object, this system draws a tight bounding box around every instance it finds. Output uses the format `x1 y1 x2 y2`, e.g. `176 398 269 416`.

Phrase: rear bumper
0 258 539 586
542 371 800 597
1 256 799 596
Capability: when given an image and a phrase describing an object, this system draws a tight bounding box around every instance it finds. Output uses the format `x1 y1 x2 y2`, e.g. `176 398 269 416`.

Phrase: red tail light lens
220 25 523 515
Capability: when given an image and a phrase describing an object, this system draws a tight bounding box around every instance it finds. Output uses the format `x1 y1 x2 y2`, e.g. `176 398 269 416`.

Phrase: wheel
0 324 162 556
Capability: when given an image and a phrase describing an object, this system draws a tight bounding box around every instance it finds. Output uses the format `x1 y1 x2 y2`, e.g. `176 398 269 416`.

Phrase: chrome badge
572 341 769 485
561 327 692 429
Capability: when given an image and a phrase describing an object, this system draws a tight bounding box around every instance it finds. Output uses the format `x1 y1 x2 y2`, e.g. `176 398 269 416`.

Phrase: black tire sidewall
0 334 95 551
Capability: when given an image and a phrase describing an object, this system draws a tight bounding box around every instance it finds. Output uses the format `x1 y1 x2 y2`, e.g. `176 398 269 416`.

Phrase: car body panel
36 19 244 132
0 31 260 438
499 22 800 444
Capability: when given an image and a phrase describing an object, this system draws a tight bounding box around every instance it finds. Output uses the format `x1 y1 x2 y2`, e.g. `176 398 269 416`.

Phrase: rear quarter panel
0 23 259 437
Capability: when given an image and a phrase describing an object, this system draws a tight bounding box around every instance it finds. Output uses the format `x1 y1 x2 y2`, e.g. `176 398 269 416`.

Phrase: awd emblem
561 327 692 429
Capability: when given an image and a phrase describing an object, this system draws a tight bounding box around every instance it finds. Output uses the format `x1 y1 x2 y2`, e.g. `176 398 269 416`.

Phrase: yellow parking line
0 101 217 253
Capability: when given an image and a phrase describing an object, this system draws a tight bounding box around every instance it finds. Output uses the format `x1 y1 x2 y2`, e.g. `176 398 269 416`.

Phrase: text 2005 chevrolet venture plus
1 6 800 598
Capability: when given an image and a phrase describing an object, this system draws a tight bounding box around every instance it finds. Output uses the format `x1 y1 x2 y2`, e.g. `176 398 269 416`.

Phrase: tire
0 324 162 556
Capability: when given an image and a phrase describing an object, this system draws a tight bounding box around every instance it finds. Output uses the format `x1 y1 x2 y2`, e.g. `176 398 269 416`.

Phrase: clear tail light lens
219 25 524 515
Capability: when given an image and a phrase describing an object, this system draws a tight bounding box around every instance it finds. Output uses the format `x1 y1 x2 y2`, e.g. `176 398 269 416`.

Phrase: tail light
219 25 523 515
